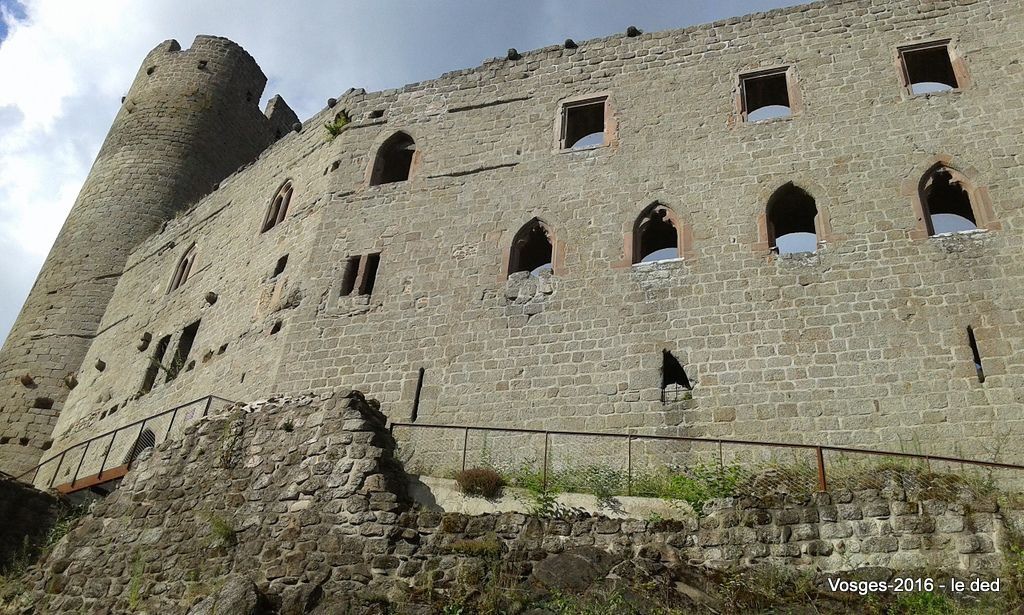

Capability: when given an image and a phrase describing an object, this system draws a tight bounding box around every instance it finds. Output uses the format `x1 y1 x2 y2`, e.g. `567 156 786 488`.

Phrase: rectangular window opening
900 42 958 95
166 321 200 382
359 253 381 296
340 255 361 296
141 334 171 394
561 98 606 149
967 326 985 383
741 69 791 122
273 255 288 278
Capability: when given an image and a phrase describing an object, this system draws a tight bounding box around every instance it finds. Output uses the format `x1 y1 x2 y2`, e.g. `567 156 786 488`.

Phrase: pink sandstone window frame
735 65 803 124
499 217 566 281
895 39 970 98
613 201 695 268
902 158 998 239
753 182 833 254
554 92 617 152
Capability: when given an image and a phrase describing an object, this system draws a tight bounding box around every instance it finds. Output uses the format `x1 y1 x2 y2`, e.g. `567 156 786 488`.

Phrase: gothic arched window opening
370 132 415 185
168 244 197 292
767 183 818 255
261 180 293 232
920 165 978 235
634 203 679 263
508 218 553 277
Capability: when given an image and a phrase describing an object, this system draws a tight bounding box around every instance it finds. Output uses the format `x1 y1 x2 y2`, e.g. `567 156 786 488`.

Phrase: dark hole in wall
411 367 425 422
509 221 553 276
270 321 283 335
32 397 54 410
19 437 29 446
141 335 171 394
901 44 958 93
368 109 384 119
273 254 289 277
340 256 361 296
563 100 605 149
742 70 791 121
359 253 381 296
166 321 200 382
218 343 228 355
967 326 985 383
371 133 415 185
41 440 52 451
0 437 9 445
661 350 692 402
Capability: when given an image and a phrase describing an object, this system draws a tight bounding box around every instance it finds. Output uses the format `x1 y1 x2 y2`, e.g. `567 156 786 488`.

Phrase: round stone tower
0 36 297 475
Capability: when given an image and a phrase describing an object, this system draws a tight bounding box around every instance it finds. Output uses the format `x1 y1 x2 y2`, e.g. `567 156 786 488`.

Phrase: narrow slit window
411 367 425 422
370 132 415 185
741 69 792 122
168 244 197 292
967 326 985 383
561 98 606 149
900 42 958 95
920 166 978 235
359 253 381 296
508 218 553 277
340 255 361 296
273 255 288 278
262 181 294 232
166 321 200 382
661 350 692 402
767 183 818 254
141 335 171 394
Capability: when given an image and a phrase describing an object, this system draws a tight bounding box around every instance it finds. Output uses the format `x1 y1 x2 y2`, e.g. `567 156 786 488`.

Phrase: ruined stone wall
35 0 1024 473
9 393 1023 614
0 473 67 572
0 36 295 476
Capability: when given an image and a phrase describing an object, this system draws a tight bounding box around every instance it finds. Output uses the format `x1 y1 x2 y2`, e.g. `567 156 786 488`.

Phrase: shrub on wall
455 467 505 498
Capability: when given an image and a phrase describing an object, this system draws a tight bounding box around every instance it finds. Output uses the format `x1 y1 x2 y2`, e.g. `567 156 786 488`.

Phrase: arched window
168 244 197 292
370 132 415 186
261 180 293 232
633 203 679 263
122 428 156 467
767 183 818 255
920 165 978 235
508 218 553 277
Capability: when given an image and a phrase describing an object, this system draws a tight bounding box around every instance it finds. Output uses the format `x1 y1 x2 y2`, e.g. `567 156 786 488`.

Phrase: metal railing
391 421 1024 499
16 395 235 491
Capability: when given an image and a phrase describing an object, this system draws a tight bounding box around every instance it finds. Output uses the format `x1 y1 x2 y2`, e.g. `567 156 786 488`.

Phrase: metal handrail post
97 430 116 480
542 432 550 493
461 427 469 473
626 435 633 497
48 450 67 489
816 447 827 492
70 440 90 488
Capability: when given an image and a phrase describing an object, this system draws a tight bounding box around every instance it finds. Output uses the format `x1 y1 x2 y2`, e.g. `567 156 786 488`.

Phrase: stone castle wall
17 0 1024 477
0 36 297 476
9 393 1022 613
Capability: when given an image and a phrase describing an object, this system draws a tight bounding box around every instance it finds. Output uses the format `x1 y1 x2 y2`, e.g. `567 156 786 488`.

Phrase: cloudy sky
0 0 801 345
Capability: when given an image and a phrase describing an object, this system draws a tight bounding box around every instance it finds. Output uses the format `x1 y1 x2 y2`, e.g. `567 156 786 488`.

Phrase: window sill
556 143 608 154
904 88 964 100
743 113 796 126
631 257 685 268
928 228 988 239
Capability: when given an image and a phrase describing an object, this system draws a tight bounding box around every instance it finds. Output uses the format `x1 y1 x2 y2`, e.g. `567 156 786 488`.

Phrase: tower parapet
0 36 295 475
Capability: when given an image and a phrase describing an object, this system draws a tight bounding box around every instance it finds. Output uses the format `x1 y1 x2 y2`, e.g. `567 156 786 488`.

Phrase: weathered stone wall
0 36 296 476
10 393 1022 614
0 473 67 572
24 0 1024 478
